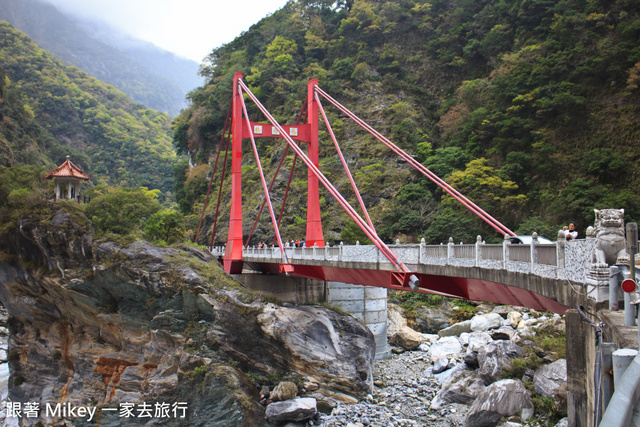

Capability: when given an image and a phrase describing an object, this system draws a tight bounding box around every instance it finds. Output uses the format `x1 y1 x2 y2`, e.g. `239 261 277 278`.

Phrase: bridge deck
212 240 597 314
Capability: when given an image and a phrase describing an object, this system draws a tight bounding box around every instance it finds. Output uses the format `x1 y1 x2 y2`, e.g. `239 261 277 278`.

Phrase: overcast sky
44 0 291 62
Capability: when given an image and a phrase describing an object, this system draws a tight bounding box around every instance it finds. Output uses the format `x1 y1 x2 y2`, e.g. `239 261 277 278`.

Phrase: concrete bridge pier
232 274 391 360
232 274 327 305
327 282 390 360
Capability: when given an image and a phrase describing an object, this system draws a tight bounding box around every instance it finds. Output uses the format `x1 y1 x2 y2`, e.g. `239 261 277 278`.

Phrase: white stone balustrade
211 234 598 287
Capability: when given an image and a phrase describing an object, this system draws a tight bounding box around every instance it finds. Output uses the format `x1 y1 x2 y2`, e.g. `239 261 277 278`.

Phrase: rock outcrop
534 358 568 406
313 304 567 426
265 397 317 423
0 207 374 426
412 306 452 334
464 379 535 426
389 326 425 351
430 370 485 409
477 340 523 385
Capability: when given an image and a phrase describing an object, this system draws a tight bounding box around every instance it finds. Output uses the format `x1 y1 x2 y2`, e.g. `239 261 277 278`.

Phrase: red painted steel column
306 79 325 248
224 72 244 273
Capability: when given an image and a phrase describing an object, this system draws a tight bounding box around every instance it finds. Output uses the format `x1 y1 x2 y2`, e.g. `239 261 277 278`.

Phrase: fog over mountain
0 0 202 115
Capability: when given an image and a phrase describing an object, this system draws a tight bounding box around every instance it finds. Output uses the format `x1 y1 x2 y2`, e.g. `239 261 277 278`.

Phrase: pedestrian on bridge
563 222 578 240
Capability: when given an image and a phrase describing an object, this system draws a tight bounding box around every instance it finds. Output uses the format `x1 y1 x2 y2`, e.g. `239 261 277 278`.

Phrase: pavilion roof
45 157 90 180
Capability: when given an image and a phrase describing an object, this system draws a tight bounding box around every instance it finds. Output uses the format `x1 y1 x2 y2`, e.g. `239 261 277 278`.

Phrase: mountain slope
0 0 200 116
0 22 176 195
175 0 640 245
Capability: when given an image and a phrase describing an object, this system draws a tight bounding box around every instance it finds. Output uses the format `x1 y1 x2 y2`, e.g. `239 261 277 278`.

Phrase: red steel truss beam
242 120 312 143
250 261 568 314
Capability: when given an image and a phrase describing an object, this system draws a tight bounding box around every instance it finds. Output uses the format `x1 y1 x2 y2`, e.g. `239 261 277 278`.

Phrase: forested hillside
0 22 176 196
0 0 201 116
175 0 640 245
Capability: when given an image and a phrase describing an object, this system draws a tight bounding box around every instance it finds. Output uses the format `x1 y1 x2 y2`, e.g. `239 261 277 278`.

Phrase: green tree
339 220 371 245
381 183 438 240
446 158 526 224
515 216 558 241
85 187 161 235
0 165 46 230
423 206 477 244
144 208 185 244
423 147 473 179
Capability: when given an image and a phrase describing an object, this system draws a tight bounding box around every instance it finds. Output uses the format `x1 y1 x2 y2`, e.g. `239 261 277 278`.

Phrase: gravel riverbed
314 349 469 427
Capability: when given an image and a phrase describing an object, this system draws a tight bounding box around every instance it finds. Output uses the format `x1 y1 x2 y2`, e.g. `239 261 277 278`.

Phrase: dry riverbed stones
296 304 569 427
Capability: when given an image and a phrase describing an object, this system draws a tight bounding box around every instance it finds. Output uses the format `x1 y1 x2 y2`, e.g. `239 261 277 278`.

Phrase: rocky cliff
0 206 374 425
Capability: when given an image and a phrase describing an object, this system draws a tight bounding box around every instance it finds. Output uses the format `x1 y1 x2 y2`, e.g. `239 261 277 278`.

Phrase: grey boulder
465 379 534 427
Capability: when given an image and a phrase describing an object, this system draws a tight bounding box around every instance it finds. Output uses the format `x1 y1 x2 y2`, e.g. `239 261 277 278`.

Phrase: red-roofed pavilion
45 156 90 201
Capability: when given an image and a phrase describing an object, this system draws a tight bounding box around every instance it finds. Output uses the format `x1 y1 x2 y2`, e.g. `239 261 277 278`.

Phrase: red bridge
198 72 592 314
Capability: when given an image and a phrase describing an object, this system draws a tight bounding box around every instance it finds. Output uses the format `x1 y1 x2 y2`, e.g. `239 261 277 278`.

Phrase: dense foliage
85 187 162 235
0 165 47 233
0 22 177 197
175 0 640 245
0 0 200 116
0 165 185 246
144 208 187 244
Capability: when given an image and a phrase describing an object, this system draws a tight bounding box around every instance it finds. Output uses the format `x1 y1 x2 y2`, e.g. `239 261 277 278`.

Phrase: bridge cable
274 149 300 247
238 80 397 262
239 85 290 264
275 103 310 246
238 79 418 289
245 142 292 247
195 102 233 245
245 102 309 247
209 126 232 249
238 81 388 255
314 86 516 238
315 93 374 229
316 85 513 237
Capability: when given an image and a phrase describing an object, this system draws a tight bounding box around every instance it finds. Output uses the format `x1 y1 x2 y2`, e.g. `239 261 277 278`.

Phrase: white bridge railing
211 235 597 285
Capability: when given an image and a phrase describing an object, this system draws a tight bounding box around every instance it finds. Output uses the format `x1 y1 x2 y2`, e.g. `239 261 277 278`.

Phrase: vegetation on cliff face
0 165 185 248
0 22 177 197
175 0 640 245
0 204 375 425
0 0 201 116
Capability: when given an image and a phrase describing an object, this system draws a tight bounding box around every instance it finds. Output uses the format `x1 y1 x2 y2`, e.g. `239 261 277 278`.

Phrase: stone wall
567 307 640 427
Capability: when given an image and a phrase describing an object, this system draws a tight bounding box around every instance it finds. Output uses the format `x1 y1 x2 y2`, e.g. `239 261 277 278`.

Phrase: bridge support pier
230 275 391 359
327 282 390 360
231 273 327 305
567 309 595 427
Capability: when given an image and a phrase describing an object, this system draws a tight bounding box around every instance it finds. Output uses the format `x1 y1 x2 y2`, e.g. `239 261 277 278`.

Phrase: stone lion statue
591 208 628 267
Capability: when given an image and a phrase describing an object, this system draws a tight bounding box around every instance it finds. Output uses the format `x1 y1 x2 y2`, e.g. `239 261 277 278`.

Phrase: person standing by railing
563 222 578 240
